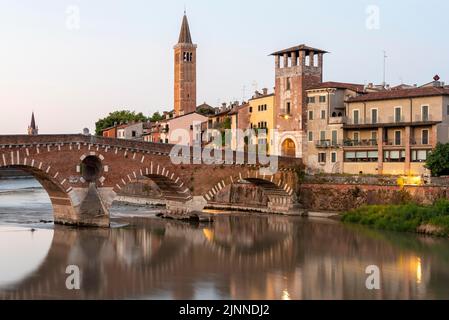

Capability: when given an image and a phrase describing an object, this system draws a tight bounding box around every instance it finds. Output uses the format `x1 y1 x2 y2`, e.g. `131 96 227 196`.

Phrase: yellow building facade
248 92 275 154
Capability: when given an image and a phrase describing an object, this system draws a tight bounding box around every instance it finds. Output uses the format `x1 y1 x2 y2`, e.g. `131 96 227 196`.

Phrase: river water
1 178 449 300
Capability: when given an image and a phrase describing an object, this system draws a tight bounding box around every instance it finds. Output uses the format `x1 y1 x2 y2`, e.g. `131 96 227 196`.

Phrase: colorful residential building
305 82 364 173
248 89 275 153
304 77 449 176
229 102 250 150
164 111 209 146
343 80 449 176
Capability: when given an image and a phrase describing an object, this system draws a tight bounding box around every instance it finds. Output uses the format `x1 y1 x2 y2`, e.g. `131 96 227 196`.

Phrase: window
384 150 406 162
422 129 429 145
331 152 337 163
332 130 338 146
344 151 378 163
286 77 291 91
353 110 359 125
132 131 137 137
412 150 431 162
394 131 402 146
319 96 326 103
353 132 360 142
308 110 314 120
447 105 449 116
286 102 291 114
394 107 402 123
308 131 313 142
249 107 253 113
320 131 326 142
422 105 429 121
371 109 378 124
318 153 326 163
308 97 316 104
321 110 326 119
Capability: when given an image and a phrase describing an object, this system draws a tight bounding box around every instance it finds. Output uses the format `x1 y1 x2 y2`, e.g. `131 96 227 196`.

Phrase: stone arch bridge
0 135 302 227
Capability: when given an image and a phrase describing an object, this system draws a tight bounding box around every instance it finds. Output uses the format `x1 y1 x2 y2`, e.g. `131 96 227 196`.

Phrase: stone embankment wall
300 174 449 212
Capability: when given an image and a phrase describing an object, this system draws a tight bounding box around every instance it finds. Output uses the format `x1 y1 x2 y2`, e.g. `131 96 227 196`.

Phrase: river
1 178 449 300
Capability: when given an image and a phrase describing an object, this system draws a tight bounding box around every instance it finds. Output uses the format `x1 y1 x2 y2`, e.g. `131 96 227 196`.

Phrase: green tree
426 143 449 176
150 112 164 122
95 110 148 136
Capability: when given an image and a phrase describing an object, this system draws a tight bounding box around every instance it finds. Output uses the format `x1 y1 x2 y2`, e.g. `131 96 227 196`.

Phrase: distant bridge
0 135 302 227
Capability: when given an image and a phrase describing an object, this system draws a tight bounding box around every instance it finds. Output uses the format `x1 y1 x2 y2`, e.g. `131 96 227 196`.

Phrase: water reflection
1 214 449 300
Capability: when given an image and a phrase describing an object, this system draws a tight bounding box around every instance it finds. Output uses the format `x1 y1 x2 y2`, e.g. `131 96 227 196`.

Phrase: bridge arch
0 163 76 224
113 165 192 203
201 169 297 214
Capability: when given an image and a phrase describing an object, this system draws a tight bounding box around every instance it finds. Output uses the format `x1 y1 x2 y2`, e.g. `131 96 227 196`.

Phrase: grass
342 199 449 236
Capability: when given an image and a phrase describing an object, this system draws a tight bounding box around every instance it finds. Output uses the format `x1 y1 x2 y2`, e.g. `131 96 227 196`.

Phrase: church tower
27 112 38 135
174 13 197 117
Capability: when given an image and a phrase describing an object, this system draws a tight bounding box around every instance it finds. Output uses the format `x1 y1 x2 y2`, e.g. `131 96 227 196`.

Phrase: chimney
262 88 268 95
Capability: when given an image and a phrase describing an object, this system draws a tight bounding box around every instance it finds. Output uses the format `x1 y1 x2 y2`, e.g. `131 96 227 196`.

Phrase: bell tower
174 13 197 117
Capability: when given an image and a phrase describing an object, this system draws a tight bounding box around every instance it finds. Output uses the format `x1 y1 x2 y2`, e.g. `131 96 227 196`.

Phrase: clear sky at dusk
1 0 448 134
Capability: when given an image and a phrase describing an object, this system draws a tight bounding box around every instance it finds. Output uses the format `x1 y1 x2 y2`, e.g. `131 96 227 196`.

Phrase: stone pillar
283 53 289 68
275 55 280 69
291 51 297 66
318 53 323 68
299 51 305 67
377 127 384 175
309 52 315 67
431 125 438 148
405 126 411 175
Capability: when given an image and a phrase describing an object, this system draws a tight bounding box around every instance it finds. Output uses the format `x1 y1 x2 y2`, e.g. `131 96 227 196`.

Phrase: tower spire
174 12 197 117
28 111 38 135
178 12 192 44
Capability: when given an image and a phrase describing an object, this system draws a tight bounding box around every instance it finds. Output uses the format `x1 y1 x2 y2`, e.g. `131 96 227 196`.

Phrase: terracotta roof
270 44 328 56
347 86 449 103
307 81 365 93
178 14 192 44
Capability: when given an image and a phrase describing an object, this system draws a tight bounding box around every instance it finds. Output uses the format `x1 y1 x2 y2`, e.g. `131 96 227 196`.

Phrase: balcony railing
328 116 347 124
411 138 431 146
343 139 378 147
383 139 404 147
315 140 340 148
414 114 433 122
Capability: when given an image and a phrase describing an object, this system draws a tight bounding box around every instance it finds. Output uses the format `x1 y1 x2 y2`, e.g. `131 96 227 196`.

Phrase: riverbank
342 199 449 237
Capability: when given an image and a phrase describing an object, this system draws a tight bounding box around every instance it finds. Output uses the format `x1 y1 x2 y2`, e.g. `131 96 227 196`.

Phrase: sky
1 0 448 134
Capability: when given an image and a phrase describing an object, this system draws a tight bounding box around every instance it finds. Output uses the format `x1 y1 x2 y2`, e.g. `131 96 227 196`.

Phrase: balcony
328 116 347 125
343 139 378 147
315 140 340 148
383 139 404 147
414 114 434 123
411 138 432 146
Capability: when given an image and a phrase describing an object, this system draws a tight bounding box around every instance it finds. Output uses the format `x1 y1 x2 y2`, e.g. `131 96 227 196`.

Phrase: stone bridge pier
0 135 303 227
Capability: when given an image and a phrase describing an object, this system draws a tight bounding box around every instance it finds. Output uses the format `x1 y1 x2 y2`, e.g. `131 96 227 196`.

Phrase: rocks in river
416 224 446 236
157 212 214 223
39 220 53 224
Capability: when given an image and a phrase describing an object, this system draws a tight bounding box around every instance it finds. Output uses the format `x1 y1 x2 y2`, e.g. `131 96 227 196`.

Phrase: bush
426 143 449 176
342 199 449 236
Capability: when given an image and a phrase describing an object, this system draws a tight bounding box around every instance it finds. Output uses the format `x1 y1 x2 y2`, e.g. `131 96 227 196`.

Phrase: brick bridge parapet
0 135 302 227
